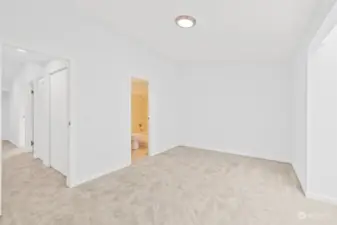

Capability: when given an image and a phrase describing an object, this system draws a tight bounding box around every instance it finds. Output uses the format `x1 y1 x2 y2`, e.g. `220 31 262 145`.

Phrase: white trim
65 60 73 188
291 163 306 193
306 1 337 204
68 161 130 187
0 42 3 216
183 145 291 164
306 192 337 206
309 2 337 54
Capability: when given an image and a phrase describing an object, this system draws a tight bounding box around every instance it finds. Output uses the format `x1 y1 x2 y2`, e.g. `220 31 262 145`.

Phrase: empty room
1 0 337 224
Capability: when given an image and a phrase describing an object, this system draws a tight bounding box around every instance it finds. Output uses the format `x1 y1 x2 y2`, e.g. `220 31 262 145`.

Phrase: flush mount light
175 15 196 28
17 48 27 53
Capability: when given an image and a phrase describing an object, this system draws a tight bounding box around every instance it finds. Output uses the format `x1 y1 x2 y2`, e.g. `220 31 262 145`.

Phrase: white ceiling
77 0 335 62
2 45 53 90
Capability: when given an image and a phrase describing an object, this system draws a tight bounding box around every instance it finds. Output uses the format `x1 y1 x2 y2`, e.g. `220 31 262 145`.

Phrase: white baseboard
305 192 337 206
183 145 291 164
69 162 131 188
20 147 32 153
68 146 177 188
150 144 180 157
291 163 307 193
8 139 18 146
183 145 337 206
69 169 118 188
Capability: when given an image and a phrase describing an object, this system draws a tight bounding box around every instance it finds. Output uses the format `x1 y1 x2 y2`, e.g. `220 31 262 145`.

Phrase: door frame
0 43 74 188
26 82 35 156
0 42 3 216
130 76 151 160
35 76 51 166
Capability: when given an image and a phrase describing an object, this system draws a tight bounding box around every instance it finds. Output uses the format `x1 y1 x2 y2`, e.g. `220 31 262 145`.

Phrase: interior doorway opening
131 77 149 163
1 44 71 185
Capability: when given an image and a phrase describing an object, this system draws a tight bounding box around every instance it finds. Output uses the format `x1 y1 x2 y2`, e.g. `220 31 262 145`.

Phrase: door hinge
31 140 34 146
31 90 34 94
68 121 71 126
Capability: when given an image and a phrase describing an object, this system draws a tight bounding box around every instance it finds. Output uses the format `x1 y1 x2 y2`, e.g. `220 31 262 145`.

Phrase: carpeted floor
1 146 337 224
2 141 25 160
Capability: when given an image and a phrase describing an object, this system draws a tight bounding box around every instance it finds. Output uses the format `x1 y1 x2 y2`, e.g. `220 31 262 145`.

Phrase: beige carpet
2 141 25 160
1 146 337 224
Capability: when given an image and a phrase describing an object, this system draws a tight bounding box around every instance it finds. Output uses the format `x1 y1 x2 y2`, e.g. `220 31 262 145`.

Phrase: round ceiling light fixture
175 15 196 28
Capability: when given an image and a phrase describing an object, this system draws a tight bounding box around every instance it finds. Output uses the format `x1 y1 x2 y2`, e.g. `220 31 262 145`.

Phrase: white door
25 88 34 152
34 77 50 166
50 68 68 176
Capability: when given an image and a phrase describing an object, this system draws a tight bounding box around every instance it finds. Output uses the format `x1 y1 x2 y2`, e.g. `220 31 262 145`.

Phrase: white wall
9 68 26 147
178 63 292 162
288 0 337 203
290 0 337 195
2 80 11 92
0 0 181 187
307 24 337 202
8 63 44 147
308 39 337 201
2 91 10 141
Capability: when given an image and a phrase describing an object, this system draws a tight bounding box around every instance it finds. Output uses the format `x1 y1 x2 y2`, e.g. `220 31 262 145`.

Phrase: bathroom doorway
131 78 149 163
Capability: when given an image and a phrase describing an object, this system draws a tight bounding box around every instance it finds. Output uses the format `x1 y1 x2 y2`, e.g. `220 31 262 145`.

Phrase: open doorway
131 78 149 163
1 44 70 184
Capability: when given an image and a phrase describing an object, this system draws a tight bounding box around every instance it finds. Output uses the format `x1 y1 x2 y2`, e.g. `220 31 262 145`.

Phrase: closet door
50 67 68 176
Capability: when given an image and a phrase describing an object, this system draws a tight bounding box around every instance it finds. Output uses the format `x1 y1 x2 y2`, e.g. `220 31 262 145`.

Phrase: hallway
2 141 25 160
